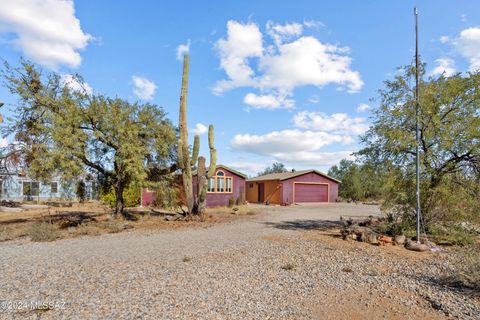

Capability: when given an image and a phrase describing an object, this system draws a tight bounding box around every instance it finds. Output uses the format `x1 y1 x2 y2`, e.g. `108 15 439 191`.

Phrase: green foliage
328 159 384 201
258 162 289 176
1 60 177 216
358 65 480 228
153 177 181 209
76 180 86 202
100 185 140 208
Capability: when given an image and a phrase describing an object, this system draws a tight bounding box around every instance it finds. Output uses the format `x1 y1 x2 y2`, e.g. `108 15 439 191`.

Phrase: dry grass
27 223 59 242
0 202 259 243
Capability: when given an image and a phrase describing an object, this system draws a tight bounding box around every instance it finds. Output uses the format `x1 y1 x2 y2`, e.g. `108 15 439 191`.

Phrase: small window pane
31 182 39 196
226 178 232 193
216 171 224 176
51 182 58 193
207 178 215 192
216 177 224 192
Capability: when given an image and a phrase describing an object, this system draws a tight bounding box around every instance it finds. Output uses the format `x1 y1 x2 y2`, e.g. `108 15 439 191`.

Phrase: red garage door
294 183 328 202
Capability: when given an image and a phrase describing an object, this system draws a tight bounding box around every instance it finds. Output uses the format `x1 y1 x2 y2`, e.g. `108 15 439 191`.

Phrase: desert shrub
97 221 123 233
153 178 181 209
100 185 140 208
28 223 59 242
228 197 235 208
76 180 86 202
0 227 11 242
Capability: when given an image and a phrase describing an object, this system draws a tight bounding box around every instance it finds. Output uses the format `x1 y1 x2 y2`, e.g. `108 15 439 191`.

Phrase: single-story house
0 173 97 202
141 165 247 208
246 170 340 205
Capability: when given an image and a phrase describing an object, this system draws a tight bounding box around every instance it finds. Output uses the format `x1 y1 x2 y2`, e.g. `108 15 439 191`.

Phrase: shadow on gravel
417 274 480 299
263 219 342 231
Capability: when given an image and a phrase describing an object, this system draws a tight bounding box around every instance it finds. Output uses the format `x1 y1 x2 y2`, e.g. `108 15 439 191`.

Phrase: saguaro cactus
177 55 216 215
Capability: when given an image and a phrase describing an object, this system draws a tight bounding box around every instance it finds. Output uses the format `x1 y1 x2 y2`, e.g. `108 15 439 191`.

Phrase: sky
0 0 479 176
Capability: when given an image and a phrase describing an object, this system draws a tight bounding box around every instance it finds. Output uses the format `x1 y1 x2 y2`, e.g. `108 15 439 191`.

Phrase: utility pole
414 7 421 243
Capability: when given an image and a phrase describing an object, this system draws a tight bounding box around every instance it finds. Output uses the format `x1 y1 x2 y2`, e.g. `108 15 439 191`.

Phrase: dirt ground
0 202 477 319
0 202 255 242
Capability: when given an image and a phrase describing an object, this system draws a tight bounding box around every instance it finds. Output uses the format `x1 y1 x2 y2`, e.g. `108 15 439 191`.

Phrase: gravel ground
0 203 478 319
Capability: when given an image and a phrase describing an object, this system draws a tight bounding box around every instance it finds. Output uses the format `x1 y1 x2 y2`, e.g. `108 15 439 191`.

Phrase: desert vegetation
329 64 480 246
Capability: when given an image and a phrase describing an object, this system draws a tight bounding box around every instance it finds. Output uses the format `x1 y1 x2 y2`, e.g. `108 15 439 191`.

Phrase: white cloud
439 35 450 44
293 111 369 135
191 123 208 135
231 129 352 155
176 40 190 61
356 103 371 112
430 58 456 77
456 27 480 71
269 151 354 166
213 20 263 94
303 20 324 29
243 93 294 110
60 74 93 95
266 21 303 46
231 110 368 166
213 20 363 109
227 161 266 176
0 0 92 69
132 76 157 100
308 94 320 104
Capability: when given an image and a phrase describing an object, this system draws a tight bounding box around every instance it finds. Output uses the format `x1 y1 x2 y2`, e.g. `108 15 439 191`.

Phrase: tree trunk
114 180 125 217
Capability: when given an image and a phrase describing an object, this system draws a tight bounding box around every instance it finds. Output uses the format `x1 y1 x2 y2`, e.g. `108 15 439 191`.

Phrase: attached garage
246 170 340 205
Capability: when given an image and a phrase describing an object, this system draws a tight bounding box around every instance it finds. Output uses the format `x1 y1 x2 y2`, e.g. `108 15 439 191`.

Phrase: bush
76 180 86 202
228 197 235 208
154 179 181 209
28 223 59 242
100 185 140 208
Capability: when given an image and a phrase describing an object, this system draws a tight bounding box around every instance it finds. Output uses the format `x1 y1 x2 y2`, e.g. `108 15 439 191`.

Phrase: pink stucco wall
281 172 339 204
193 167 246 207
141 188 156 207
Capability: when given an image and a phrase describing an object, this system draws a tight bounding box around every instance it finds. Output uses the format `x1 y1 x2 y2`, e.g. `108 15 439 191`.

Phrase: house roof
193 164 247 179
216 164 247 178
246 169 341 183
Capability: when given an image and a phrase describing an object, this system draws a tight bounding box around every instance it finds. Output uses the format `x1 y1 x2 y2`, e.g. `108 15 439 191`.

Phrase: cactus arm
207 149 217 178
208 124 214 149
191 135 199 167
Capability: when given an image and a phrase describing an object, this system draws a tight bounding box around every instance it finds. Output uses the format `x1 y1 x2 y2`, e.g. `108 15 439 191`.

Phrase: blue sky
1 0 479 176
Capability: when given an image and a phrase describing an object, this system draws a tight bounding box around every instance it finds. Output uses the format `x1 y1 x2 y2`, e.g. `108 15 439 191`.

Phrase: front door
258 183 265 203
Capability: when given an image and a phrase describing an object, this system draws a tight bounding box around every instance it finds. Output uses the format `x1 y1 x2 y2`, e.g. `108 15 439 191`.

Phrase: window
226 177 232 193
249 183 254 188
23 181 39 197
207 170 233 194
51 182 58 193
207 178 215 192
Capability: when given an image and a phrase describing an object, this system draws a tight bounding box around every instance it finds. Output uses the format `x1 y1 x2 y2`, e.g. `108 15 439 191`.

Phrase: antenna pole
414 7 421 243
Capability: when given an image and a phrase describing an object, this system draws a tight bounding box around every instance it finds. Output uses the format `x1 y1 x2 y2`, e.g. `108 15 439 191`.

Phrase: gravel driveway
0 203 478 319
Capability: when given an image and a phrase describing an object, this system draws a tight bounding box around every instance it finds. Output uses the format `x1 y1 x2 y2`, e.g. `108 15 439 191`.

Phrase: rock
378 235 393 244
405 240 430 252
394 235 406 245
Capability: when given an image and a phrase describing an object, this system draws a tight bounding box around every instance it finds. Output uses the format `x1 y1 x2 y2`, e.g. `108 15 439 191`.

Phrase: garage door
294 183 328 202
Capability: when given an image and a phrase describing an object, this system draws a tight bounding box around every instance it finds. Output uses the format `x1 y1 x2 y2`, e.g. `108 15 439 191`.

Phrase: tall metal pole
414 7 421 243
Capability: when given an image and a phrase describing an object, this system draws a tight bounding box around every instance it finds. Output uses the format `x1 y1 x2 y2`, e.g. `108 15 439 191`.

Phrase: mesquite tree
177 54 216 215
1 60 177 216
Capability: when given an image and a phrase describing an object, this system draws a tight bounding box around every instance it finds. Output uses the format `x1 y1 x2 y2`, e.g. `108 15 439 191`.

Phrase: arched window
207 170 233 193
